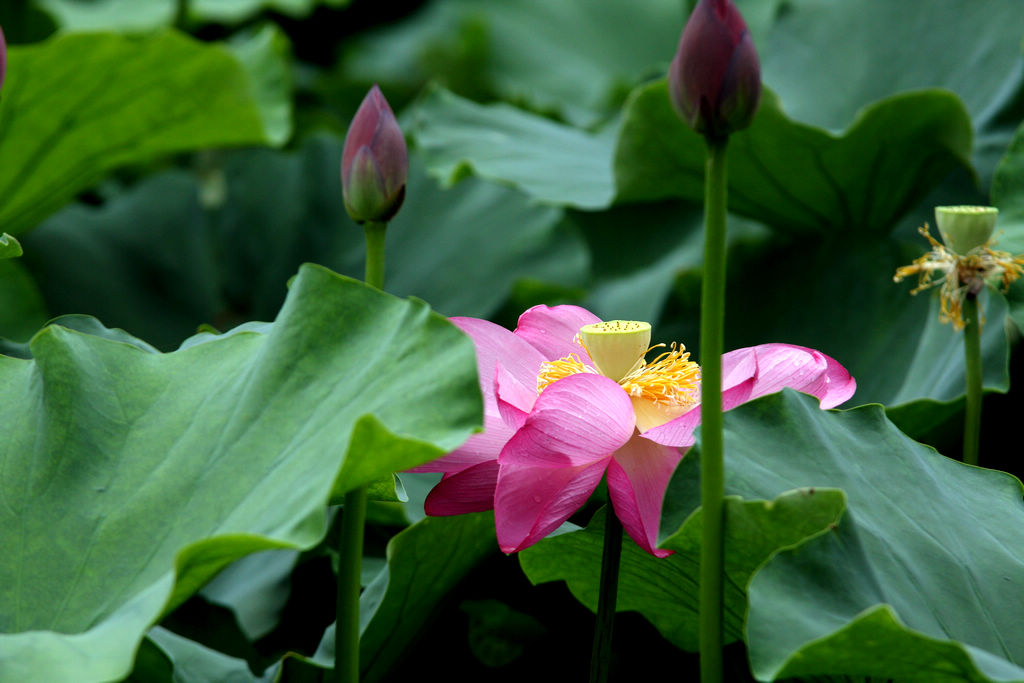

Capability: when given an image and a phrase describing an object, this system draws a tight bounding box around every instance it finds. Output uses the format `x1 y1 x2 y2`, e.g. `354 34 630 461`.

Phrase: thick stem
334 486 367 683
174 0 188 29
335 220 387 683
363 221 387 290
699 138 728 683
589 507 623 683
962 294 982 466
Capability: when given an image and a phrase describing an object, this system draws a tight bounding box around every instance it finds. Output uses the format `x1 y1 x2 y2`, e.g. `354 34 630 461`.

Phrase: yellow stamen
536 330 701 431
536 354 597 393
620 343 701 407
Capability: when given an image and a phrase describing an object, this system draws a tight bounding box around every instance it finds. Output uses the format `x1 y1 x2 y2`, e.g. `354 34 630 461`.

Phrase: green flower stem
962 294 982 466
335 220 387 683
363 221 387 291
335 485 367 683
174 0 188 28
699 139 728 683
590 506 623 683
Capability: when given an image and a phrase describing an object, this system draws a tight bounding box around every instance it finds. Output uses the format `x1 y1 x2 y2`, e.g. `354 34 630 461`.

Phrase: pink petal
498 373 636 468
726 343 856 409
513 305 601 361
424 460 500 515
642 343 855 447
408 413 513 473
495 363 536 430
452 317 548 404
607 435 683 557
494 458 609 553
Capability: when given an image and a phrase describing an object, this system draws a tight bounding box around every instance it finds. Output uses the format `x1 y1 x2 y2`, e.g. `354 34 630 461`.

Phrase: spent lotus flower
669 0 761 140
894 206 1024 330
341 85 408 224
416 306 855 557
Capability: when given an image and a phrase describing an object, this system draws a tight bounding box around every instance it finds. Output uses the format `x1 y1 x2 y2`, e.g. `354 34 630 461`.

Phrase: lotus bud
935 206 998 255
1 24 7 94
668 0 761 141
341 85 408 224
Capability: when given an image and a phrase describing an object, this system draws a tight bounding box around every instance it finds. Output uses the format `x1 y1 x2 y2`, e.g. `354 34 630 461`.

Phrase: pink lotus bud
1 25 7 94
341 85 408 224
668 0 761 141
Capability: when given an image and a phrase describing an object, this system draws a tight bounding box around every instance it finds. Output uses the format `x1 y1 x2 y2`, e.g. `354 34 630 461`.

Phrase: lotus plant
335 85 408 683
668 1 762 679
894 206 1024 466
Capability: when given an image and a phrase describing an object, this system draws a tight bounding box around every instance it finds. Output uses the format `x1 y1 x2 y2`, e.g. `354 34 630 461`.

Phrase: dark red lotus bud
341 85 408 224
668 0 761 141
1 25 7 95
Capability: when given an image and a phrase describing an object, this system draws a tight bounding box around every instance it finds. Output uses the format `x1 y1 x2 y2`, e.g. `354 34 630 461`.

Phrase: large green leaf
991 119 1024 254
192 0 349 22
0 264 482 682
720 238 1011 410
130 626 257 682
356 512 497 681
0 260 48 342
226 24 293 148
412 86 616 210
757 0 1024 133
33 0 174 31
0 30 289 236
199 549 299 641
567 202 769 325
989 119 1024 333
345 0 687 126
668 390 1024 681
519 491 844 651
21 137 584 349
34 0 347 30
752 0 1024 191
615 82 974 234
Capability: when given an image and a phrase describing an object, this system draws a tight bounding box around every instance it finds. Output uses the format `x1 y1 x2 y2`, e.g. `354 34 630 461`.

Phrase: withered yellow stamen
893 223 1024 330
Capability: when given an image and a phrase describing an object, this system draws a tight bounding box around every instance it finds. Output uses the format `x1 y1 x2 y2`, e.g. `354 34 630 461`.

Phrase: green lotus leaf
21 138 583 349
615 82 973 235
278 512 496 682
757 0 1024 135
0 264 481 682
412 86 616 210
345 0 688 126
519 491 845 651
665 390 1024 681
0 30 290 236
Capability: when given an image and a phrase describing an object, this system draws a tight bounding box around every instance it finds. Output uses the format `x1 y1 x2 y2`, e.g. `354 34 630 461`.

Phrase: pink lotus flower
417 306 855 557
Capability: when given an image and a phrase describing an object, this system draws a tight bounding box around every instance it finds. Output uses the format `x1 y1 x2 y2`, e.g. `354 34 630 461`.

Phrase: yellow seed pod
578 320 652 383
